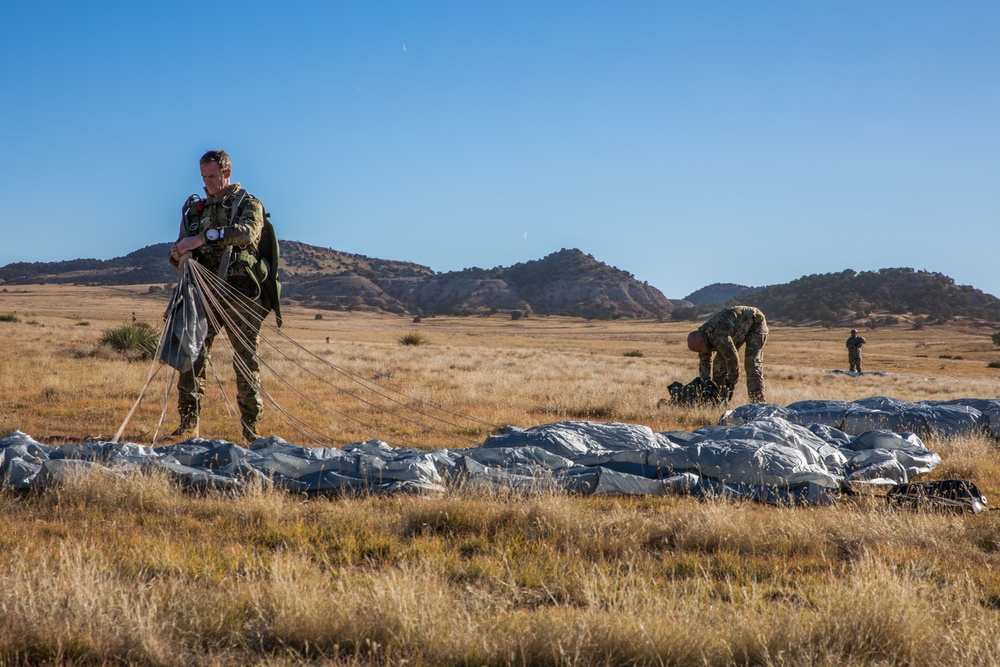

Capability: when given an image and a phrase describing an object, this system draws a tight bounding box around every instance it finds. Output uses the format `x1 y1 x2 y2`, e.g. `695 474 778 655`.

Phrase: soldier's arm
698 352 713 380
218 198 264 247
171 218 204 264
170 200 202 266
712 335 740 385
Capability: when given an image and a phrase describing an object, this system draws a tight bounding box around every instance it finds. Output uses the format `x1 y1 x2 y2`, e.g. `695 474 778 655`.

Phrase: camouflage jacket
846 334 867 350
172 182 265 281
697 306 767 382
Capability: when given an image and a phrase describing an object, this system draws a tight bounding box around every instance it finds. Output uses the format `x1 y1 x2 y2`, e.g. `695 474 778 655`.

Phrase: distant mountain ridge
3 246 999 323
683 283 754 306
0 244 178 286
0 243 675 319
278 246 677 318
735 268 1000 324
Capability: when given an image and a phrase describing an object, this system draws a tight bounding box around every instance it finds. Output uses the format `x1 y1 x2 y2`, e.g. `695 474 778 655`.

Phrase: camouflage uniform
846 332 867 372
697 305 768 403
172 182 266 438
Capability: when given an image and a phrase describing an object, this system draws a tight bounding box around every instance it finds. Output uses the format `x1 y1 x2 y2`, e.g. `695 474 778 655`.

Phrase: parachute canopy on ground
4 395 970 506
722 396 1000 439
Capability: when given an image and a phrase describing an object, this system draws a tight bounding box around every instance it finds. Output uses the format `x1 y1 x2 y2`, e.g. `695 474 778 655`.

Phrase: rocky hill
0 243 674 319
733 268 1000 325
404 249 675 319
0 244 178 286
669 269 1000 325
683 283 753 306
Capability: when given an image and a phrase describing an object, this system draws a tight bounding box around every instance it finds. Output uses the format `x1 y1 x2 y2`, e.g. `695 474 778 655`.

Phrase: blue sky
1 1 997 300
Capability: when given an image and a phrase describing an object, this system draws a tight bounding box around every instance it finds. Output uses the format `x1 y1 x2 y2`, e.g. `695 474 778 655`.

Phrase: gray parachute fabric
159 276 208 372
0 403 949 505
929 398 1000 439
721 396 1000 440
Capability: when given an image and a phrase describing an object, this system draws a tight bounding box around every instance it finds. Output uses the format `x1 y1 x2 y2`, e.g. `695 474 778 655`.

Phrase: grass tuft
397 331 427 346
98 321 159 360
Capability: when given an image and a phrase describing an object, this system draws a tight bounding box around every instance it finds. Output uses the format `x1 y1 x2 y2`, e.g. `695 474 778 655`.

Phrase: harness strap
216 189 248 280
217 247 233 280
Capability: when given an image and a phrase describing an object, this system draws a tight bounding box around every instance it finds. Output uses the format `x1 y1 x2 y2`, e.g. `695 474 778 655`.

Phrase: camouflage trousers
177 293 264 430
711 326 768 403
849 349 862 373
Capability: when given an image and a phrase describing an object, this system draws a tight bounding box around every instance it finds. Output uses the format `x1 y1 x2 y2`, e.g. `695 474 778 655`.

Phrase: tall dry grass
2 466 1000 665
2 286 1000 664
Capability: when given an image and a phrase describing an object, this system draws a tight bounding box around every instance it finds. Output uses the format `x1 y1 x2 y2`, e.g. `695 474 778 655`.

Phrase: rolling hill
677 269 1000 325
3 245 999 324
0 243 675 320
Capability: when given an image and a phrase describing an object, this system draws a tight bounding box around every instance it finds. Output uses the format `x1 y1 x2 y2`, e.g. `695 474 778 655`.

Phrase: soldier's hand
171 235 204 262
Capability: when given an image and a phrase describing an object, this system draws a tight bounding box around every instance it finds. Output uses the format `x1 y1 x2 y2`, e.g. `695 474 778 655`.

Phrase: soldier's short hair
200 149 231 173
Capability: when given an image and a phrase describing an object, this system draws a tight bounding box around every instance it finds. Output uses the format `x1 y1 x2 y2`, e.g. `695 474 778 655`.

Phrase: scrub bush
99 321 159 360
398 332 427 346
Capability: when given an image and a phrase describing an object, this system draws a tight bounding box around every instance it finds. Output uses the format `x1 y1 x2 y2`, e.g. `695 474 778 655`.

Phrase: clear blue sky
1 1 997 300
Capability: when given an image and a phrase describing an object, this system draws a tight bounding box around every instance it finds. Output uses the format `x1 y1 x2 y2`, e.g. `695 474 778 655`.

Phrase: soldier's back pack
665 377 722 406
225 189 282 328
255 206 282 327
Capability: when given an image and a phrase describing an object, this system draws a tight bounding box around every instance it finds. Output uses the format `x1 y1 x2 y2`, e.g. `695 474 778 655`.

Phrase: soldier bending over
686 305 768 403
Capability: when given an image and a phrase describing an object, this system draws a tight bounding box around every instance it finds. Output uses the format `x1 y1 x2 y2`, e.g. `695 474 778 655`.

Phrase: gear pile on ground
3 396 983 506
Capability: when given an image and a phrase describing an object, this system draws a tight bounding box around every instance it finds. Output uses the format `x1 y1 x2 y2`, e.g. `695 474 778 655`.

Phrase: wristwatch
205 228 224 242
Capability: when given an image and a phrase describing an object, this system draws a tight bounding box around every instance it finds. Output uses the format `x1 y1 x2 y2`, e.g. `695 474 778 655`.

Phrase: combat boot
241 422 260 444
171 413 199 438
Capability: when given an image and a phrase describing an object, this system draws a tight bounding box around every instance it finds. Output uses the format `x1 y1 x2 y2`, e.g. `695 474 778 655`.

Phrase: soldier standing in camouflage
686 305 768 403
846 329 867 373
169 149 267 442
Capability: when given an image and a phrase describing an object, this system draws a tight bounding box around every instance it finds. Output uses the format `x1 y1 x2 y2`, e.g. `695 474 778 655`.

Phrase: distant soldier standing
846 329 867 373
687 305 768 403
169 149 268 442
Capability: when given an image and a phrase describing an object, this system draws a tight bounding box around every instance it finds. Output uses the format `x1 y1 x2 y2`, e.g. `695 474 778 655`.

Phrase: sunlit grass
2 467 1000 665
2 286 1000 664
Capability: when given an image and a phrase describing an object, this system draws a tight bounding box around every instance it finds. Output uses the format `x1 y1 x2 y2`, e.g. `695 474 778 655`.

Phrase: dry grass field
2 285 1000 666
